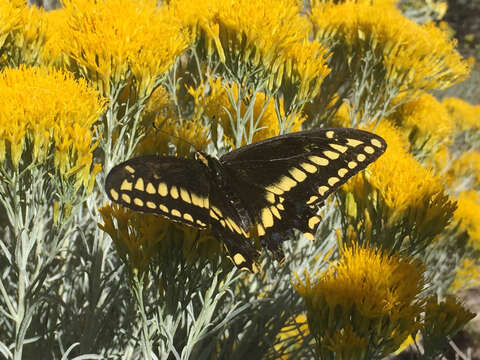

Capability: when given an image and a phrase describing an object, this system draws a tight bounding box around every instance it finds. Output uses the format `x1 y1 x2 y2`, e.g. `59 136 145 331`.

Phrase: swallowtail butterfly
105 128 386 272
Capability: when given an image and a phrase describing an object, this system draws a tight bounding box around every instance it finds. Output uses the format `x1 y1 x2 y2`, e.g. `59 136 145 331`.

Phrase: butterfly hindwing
105 155 212 229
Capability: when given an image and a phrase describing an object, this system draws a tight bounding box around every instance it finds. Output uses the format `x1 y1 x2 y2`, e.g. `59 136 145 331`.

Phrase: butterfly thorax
195 151 253 233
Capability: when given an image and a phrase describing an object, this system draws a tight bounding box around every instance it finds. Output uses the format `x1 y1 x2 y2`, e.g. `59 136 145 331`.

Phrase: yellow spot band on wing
134 178 144 191
330 143 348 153
324 150 339 160
146 182 156 194
124 165 135 173
318 186 329 196
301 162 317 173
309 156 329 166
328 177 339 186
120 180 132 191
261 208 274 228
110 189 119 200
347 138 363 147
289 168 307 182
158 183 168 196
338 168 348 177
371 138 383 148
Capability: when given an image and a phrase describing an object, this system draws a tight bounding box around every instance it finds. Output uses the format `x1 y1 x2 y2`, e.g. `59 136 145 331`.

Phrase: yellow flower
422 295 476 355
277 39 331 102
442 97 480 132
453 190 480 250
172 0 325 94
450 258 480 292
136 117 211 158
98 203 221 274
42 8 69 66
188 76 305 146
59 0 191 97
447 151 480 190
294 243 425 358
392 93 454 155
0 0 50 66
343 122 456 244
0 66 105 189
0 0 23 50
311 2 471 93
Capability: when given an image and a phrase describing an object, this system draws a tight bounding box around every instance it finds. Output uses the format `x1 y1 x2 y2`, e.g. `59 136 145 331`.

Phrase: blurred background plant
0 0 479 359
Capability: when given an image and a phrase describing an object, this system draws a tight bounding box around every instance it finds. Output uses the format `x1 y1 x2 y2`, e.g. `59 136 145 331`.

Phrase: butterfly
105 128 386 272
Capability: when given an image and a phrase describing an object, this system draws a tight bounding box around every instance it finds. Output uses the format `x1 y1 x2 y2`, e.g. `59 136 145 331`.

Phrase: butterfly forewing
220 128 386 244
105 155 212 229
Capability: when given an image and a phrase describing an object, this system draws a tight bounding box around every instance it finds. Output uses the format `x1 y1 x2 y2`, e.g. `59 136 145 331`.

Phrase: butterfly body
105 128 386 272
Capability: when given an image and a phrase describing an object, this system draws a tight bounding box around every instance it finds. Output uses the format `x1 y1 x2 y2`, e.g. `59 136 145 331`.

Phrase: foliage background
0 0 479 359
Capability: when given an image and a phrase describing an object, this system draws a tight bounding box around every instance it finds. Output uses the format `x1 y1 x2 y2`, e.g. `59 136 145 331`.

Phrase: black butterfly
105 128 386 272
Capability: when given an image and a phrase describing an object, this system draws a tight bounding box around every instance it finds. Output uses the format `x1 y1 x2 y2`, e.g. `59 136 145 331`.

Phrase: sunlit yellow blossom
42 8 69 66
136 117 211 158
0 0 23 50
392 93 454 154
0 66 105 189
172 0 322 93
442 97 480 132
98 203 221 274
311 2 470 93
447 151 480 190
344 122 455 240
450 258 480 292
60 0 191 97
0 0 49 66
453 190 480 250
278 40 331 102
422 295 475 355
310 0 398 8
188 77 305 146
295 244 425 358
12 5 48 66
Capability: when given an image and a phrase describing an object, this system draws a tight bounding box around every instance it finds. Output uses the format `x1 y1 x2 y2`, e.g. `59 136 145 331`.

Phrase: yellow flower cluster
99 203 221 274
188 76 305 146
442 97 480 132
0 0 49 66
57 0 191 97
311 1 470 92
422 295 475 355
0 0 23 48
344 122 456 240
0 66 105 190
295 244 425 358
392 93 454 154
447 151 480 190
450 259 480 292
172 0 330 98
136 86 211 157
454 190 480 250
